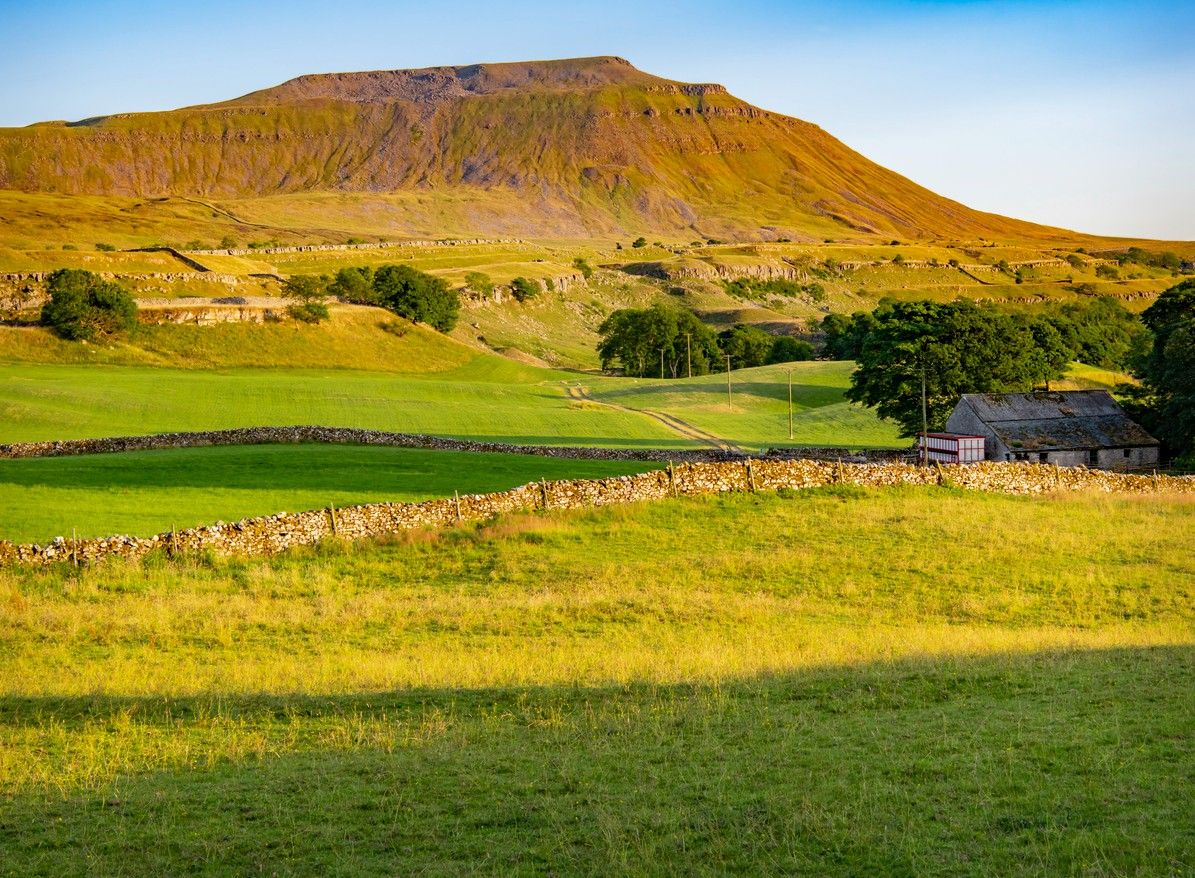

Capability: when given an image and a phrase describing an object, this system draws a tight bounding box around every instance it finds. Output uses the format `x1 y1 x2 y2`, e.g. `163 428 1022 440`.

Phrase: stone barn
944 390 1160 470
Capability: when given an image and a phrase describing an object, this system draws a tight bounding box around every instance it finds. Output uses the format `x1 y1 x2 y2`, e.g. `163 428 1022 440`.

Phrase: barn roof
958 391 1158 451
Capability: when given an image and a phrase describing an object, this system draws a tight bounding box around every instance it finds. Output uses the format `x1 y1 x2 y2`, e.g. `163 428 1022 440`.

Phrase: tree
283 274 330 323
40 269 138 341
327 266 377 304
372 264 459 332
597 304 720 378
631 237 648 249
219 235 238 249
1127 279 1195 460
845 299 1069 436
1038 297 1146 370
768 336 815 364
820 311 878 360
509 277 540 303
718 325 774 369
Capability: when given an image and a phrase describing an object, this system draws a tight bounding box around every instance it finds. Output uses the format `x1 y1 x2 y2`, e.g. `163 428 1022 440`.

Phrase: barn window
1039 452 1049 462
1088 449 1099 466
1123 449 1131 458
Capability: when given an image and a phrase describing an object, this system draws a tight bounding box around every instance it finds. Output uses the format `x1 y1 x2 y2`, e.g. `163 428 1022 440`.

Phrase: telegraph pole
921 360 929 467
725 354 733 411
787 368 794 441
685 333 692 379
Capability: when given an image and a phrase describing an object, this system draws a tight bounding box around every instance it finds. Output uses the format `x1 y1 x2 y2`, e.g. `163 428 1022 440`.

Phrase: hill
0 56 1090 241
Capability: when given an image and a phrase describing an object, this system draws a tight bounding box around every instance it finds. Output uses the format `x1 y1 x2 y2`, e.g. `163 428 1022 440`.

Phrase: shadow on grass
2 645 1192 875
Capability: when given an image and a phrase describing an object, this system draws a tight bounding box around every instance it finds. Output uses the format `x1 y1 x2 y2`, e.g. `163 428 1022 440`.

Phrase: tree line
597 304 814 379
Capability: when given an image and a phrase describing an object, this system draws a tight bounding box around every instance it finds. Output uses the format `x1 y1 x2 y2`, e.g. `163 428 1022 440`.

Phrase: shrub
62 244 77 251
287 302 329 323
463 271 494 296
40 269 138 341
632 237 648 249
509 277 540 303
219 235 238 249
572 258 594 280
95 242 116 252
1096 264 1120 280
891 253 905 266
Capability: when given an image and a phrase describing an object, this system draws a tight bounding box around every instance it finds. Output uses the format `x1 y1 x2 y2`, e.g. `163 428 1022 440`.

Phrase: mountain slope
0 56 1072 241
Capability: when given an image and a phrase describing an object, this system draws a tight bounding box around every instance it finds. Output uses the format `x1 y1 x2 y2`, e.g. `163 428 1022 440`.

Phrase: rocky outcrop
0 457 1188 567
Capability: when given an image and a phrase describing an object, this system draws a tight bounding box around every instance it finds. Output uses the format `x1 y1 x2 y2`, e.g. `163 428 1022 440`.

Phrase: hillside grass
1 488 1192 874
0 444 658 543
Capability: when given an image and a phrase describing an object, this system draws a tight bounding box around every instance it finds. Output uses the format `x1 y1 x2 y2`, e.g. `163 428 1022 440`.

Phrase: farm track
567 384 740 452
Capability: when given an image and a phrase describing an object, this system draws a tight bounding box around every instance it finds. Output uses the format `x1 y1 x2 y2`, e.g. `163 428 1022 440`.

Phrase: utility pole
786 368 794 441
921 360 929 468
685 333 692 379
725 354 733 411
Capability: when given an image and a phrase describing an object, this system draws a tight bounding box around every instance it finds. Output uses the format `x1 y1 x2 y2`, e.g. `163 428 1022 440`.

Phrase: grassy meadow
0 445 658 543
1 487 1193 874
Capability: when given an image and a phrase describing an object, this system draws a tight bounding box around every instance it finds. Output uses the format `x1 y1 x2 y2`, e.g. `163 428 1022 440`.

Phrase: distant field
0 444 659 543
587 361 904 451
2 488 1192 874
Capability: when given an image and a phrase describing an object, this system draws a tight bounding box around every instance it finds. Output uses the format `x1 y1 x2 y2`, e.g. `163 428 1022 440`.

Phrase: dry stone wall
0 456 1189 567
0 425 911 465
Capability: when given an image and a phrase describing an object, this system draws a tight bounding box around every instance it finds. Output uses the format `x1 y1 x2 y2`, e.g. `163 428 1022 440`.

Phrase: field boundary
1 456 1189 566
0 426 901 464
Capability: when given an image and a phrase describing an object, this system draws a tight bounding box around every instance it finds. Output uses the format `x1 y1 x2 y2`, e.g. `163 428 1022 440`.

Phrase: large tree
40 269 138 341
1128 279 1195 460
845 299 1069 436
372 264 459 332
597 304 720 378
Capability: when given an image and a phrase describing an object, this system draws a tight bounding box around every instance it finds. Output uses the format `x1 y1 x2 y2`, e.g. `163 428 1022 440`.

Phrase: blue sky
1 0 1192 238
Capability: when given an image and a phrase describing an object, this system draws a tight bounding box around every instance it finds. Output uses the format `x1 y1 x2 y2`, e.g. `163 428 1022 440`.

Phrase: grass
0 487 1192 874
0 361 688 448
586 361 905 450
0 444 658 543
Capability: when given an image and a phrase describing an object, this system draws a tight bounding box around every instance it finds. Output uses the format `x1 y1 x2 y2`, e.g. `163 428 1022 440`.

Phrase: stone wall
0 456 1189 567
0 425 914 464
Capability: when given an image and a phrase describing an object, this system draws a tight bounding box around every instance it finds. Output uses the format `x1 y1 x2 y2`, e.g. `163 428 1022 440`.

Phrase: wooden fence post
541 478 549 510
667 462 677 497
328 503 338 536
454 490 463 523
746 458 757 493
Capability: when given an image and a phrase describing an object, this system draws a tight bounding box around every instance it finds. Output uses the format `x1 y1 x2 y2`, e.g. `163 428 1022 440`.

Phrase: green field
0 358 905 453
0 445 658 543
586 361 904 450
2 488 1192 874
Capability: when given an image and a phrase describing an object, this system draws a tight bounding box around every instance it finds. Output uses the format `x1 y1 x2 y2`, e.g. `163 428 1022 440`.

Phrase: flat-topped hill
0 56 1075 241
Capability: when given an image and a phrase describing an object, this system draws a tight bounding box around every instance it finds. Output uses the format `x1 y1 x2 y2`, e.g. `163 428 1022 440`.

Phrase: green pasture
586 361 905 450
0 444 658 543
1 488 1192 874
0 362 686 448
